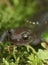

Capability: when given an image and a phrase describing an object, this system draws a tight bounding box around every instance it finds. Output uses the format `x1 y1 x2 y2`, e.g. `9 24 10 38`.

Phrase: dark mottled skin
32 11 48 35
29 11 48 45
0 11 48 45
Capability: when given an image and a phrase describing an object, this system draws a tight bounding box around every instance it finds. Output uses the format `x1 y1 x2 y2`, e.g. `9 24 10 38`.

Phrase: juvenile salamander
0 11 48 45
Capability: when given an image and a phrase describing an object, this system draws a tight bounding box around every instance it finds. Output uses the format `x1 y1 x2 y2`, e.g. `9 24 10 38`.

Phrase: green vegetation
0 0 45 31
0 0 48 65
0 43 48 65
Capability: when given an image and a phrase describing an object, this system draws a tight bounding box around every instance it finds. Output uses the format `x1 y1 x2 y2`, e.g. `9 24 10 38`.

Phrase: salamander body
0 11 48 45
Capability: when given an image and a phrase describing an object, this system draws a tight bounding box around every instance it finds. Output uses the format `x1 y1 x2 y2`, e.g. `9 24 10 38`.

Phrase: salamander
0 11 48 46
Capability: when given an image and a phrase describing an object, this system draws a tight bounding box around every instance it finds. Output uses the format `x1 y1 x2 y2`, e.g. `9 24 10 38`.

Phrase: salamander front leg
0 31 8 43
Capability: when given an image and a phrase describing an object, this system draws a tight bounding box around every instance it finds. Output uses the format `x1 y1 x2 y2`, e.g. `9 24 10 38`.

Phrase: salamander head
8 27 41 46
8 27 33 45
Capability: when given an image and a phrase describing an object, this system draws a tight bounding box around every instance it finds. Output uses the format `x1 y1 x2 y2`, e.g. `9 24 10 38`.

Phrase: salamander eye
22 31 31 40
8 29 15 35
